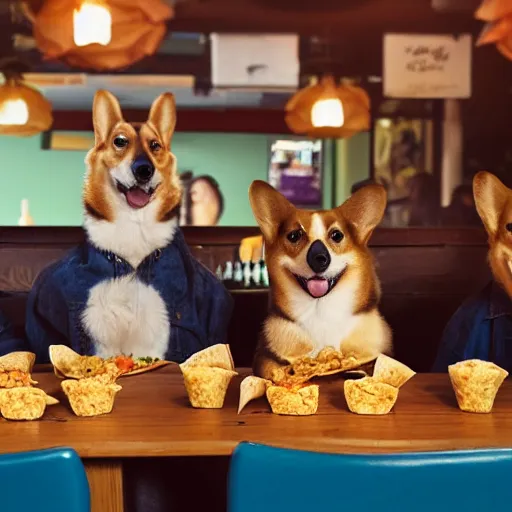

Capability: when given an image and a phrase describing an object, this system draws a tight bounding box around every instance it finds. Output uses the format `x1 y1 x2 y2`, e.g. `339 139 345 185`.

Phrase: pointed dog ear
147 93 177 148
92 90 123 145
473 171 511 237
249 181 295 243
337 184 387 245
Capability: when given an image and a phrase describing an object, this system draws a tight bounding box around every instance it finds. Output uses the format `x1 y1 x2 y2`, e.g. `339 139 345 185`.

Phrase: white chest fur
82 275 170 359
290 279 360 357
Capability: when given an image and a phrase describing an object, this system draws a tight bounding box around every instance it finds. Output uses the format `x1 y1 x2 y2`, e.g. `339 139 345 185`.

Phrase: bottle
260 260 269 287
233 261 243 285
252 260 261 286
243 261 252 288
223 261 233 281
18 199 34 226
215 265 223 281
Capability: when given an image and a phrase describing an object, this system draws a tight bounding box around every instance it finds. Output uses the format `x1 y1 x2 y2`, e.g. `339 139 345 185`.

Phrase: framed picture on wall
267 137 324 209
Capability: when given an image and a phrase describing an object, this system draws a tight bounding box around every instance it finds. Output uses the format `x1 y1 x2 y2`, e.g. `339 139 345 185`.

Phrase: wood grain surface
0 366 510 457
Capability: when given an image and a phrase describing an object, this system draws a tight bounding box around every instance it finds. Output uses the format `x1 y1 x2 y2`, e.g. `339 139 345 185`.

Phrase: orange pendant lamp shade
32 0 173 71
475 0 512 60
0 78 53 136
285 75 370 139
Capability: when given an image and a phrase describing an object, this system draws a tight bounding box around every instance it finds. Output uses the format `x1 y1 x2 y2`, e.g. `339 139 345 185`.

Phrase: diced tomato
115 356 135 372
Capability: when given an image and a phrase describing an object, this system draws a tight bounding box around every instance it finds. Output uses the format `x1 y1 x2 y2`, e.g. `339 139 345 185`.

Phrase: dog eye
287 229 303 243
113 135 129 149
149 140 161 152
330 230 344 243
506 223 512 233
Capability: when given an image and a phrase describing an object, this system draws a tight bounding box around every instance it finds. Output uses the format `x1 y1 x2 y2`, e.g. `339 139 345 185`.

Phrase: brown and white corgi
249 180 392 381
81 90 181 358
474 171 512 297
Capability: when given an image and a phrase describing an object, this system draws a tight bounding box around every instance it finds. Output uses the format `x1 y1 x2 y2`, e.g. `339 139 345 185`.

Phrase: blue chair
228 443 512 512
0 447 90 511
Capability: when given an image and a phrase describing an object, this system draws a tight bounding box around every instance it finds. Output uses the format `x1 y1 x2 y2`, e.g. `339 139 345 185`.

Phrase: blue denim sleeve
195 262 234 346
0 311 27 355
431 294 490 372
25 265 70 363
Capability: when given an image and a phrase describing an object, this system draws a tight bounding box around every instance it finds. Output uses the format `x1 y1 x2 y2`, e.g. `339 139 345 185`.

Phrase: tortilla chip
0 352 36 373
0 387 58 420
238 376 271 414
180 344 235 371
266 384 319 416
373 354 416 388
121 359 171 376
449 359 508 413
62 376 122 417
275 347 377 386
344 377 398 415
182 366 237 408
50 345 119 381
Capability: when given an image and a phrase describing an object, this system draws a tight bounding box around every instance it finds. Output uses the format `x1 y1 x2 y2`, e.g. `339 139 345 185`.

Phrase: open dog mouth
116 181 158 209
293 271 344 299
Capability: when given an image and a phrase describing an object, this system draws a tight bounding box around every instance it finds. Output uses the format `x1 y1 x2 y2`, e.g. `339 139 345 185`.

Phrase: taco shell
62 376 122 417
373 354 416 388
266 384 319 416
238 376 271 413
182 366 237 409
180 344 235 372
0 387 58 421
0 352 36 373
344 377 398 415
449 359 508 413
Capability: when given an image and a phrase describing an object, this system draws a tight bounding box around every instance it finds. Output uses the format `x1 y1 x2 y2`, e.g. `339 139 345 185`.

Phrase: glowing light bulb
73 1 112 47
0 99 29 125
311 98 344 128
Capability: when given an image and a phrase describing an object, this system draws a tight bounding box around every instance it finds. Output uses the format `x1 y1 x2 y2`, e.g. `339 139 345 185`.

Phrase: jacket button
176 312 181 320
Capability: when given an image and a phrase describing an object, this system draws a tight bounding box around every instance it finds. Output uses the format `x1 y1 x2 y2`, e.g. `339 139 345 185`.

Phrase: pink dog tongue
126 188 151 209
307 278 329 298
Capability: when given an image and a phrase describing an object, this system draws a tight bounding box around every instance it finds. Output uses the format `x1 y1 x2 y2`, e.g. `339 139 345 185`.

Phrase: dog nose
131 156 155 184
307 240 331 274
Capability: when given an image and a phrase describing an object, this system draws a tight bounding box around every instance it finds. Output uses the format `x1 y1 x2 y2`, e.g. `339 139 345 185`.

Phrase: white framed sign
383 34 472 99
210 33 299 88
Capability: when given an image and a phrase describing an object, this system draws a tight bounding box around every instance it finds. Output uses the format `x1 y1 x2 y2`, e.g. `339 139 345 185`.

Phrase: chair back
229 443 512 512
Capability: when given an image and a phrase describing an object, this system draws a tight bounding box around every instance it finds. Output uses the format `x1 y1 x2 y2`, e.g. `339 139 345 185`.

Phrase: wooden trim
0 226 488 247
84 460 124 512
51 109 292 134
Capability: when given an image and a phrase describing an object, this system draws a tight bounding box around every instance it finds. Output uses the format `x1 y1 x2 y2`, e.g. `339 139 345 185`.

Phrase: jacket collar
487 280 512 319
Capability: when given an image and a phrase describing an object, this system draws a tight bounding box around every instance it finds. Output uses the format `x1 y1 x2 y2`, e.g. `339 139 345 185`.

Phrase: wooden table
1 367 512 511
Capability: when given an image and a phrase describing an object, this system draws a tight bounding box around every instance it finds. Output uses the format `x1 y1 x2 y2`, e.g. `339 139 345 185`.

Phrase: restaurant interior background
0 0 509 229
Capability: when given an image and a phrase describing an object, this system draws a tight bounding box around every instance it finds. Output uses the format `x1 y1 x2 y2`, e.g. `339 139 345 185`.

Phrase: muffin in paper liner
61 375 122 417
344 377 398 415
449 359 508 413
266 384 319 416
0 387 58 421
182 366 238 409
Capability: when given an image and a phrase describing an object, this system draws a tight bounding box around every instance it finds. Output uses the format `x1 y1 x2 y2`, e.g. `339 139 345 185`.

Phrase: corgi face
249 181 386 301
474 171 512 297
84 90 181 223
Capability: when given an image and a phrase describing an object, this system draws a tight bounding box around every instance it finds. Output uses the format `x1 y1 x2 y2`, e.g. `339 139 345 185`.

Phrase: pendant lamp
285 75 370 139
475 0 512 60
25 0 173 71
0 73 53 136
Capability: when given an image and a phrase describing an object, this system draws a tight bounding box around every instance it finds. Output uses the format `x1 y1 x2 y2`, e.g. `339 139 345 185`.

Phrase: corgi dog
81 90 181 359
249 181 392 381
474 171 512 297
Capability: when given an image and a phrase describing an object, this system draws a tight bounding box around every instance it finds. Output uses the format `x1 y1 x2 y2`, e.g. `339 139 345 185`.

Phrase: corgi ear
92 90 123 145
338 184 386 245
148 93 176 147
249 180 295 242
473 171 510 237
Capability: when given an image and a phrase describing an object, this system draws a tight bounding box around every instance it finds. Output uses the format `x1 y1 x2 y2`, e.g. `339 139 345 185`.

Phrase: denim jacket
25 229 234 364
432 281 512 373
0 310 26 355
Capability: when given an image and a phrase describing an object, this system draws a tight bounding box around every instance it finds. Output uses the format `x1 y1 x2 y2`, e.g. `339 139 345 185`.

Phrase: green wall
0 132 337 226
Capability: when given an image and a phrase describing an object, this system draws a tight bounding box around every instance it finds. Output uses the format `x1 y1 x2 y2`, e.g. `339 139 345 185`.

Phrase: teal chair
0 447 90 511
228 443 512 512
